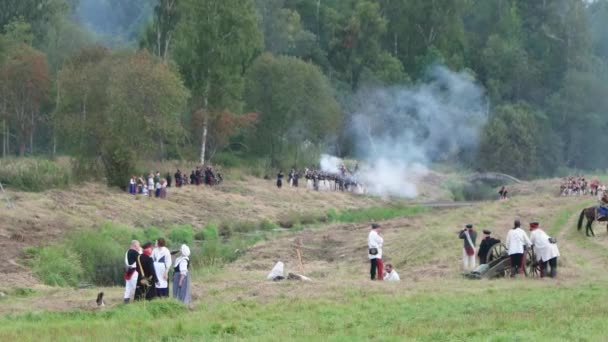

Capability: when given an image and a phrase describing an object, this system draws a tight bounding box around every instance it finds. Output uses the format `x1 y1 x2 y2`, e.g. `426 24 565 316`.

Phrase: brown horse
578 207 608 237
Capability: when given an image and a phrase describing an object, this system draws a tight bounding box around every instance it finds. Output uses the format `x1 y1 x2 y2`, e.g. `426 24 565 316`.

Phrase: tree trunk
200 79 210 166
2 119 6 158
201 117 208 165
30 110 34 155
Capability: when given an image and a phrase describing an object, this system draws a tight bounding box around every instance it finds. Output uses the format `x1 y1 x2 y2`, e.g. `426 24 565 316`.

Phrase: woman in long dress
172 244 191 305
152 238 171 297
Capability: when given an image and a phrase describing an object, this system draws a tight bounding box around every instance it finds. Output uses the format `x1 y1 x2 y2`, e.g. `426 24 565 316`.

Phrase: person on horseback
598 192 608 218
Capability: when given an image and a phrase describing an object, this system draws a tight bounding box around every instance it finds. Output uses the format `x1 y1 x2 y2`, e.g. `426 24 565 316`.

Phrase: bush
0 157 71 192
218 223 233 239
233 221 257 233
168 225 194 246
259 219 278 231
143 227 163 242
69 230 127 286
33 245 83 287
100 142 137 189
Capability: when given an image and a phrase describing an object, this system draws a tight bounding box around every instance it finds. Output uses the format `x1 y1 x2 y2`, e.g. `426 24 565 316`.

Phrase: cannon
465 243 539 279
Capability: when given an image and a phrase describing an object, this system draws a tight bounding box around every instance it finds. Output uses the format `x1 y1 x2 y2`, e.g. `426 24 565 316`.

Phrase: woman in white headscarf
172 244 191 305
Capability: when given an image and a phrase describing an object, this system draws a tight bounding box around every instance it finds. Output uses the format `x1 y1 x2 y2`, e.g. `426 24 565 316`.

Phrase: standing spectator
506 219 532 276
459 224 477 271
368 223 384 280
129 176 136 194
195 167 202 185
135 242 158 301
155 179 162 198
166 172 172 187
277 170 284 188
529 222 560 278
160 179 167 199
173 244 192 305
152 238 172 297
147 173 155 198
190 170 196 186
175 169 182 187
123 240 140 304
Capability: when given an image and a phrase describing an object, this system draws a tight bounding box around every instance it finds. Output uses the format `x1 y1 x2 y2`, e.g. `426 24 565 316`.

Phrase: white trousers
124 270 138 299
462 248 476 271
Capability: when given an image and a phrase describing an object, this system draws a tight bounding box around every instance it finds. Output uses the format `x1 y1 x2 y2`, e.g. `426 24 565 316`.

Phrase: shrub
218 223 233 239
259 219 278 231
327 208 338 222
143 227 163 242
33 245 83 287
100 142 137 189
168 225 194 246
0 157 71 192
233 221 257 233
69 230 126 285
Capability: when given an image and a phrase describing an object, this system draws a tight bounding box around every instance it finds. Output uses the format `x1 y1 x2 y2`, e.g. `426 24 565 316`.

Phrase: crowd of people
559 176 602 196
277 164 366 194
127 166 223 198
123 239 192 305
458 220 560 278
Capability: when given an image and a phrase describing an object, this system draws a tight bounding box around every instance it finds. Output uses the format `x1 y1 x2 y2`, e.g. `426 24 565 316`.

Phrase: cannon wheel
524 248 540 278
486 243 511 278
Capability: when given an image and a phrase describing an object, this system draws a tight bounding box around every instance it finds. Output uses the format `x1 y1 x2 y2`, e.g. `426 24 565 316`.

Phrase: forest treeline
1 0 608 184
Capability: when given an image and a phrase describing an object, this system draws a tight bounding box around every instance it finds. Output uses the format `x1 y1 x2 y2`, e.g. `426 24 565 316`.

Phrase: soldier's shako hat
483 229 491 235
465 224 473 229
529 222 539 229
371 223 380 229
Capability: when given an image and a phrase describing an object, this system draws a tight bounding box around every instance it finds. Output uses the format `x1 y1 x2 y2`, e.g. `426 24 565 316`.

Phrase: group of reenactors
276 165 364 193
560 176 594 196
459 220 560 278
174 166 222 187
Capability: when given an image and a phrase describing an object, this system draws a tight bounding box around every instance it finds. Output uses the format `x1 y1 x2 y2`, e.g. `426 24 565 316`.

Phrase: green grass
1 283 607 341
329 205 429 223
0 157 71 192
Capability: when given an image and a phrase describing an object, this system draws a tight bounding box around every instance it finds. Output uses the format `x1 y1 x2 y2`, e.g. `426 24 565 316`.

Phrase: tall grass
328 205 429 223
0 158 71 191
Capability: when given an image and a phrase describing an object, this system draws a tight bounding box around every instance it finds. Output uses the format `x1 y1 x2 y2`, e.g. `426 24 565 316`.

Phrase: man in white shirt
368 223 384 280
529 221 560 278
505 219 532 277
383 263 400 281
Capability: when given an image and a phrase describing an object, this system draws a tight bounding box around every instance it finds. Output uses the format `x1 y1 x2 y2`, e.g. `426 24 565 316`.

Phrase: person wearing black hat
459 224 477 271
368 223 384 280
529 222 560 278
477 230 501 265
135 242 158 301
506 219 531 276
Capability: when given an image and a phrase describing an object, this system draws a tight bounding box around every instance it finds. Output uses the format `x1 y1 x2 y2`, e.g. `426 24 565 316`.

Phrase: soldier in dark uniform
277 171 284 188
477 229 501 264
135 242 158 301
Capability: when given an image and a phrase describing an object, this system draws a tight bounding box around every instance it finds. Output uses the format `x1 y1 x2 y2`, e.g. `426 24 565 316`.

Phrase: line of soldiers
560 176 592 196
277 166 365 193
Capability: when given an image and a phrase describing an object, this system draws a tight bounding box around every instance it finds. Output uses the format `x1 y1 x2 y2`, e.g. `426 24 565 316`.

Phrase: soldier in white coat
505 219 532 276
529 221 560 278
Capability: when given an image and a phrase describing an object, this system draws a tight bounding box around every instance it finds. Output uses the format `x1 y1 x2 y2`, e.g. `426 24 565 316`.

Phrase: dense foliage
1 0 608 182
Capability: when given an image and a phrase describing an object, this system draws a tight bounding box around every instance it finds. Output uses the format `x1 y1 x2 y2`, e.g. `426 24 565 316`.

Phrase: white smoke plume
326 65 488 198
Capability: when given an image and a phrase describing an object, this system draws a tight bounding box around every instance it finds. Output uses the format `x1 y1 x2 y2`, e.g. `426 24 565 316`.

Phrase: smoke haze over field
324 66 488 198
74 0 154 44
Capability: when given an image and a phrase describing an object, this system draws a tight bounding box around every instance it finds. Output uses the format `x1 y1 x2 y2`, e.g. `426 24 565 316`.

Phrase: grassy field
2 174 607 340
1 281 607 341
